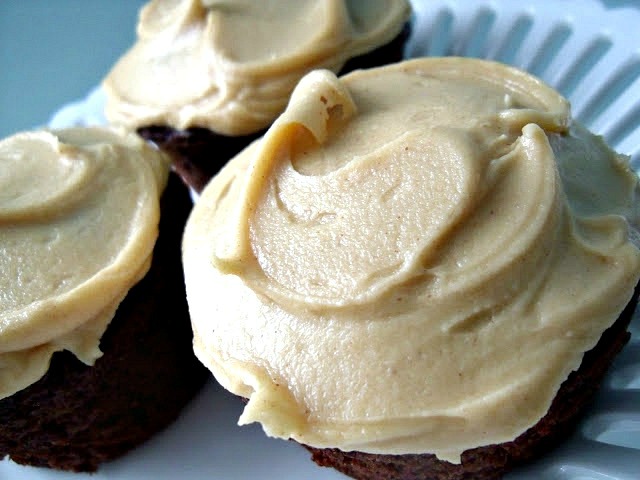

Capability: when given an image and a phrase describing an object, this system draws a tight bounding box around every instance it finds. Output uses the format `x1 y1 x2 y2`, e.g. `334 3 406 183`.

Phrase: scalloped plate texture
4 0 640 479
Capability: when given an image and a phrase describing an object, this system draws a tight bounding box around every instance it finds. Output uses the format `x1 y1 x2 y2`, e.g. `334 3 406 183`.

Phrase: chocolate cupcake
102 0 412 192
181 59 640 479
0 127 207 472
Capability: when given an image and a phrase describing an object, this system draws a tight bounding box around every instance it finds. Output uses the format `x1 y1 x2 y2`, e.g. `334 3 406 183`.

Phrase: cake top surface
102 0 411 135
0 127 169 399
183 58 640 462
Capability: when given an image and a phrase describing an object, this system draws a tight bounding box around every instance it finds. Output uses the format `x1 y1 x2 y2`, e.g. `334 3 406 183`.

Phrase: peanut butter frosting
182 58 640 463
102 0 411 136
0 127 169 400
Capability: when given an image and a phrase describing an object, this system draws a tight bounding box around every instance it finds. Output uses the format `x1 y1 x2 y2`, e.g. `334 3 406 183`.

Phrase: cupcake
102 0 412 192
0 127 207 472
182 58 640 479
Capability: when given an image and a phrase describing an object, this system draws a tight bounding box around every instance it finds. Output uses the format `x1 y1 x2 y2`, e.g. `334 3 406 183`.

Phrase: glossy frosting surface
183 59 640 462
0 127 169 399
103 0 411 135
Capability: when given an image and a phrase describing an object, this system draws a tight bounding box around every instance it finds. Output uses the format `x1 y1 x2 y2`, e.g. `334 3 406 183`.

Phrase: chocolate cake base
137 23 411 194
0 174 208 472
137 126 263 194
304 285 639 480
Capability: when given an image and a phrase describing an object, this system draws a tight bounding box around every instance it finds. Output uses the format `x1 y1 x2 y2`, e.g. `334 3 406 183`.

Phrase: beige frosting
0 127 169 400
183 58 640 462
103 0 411 136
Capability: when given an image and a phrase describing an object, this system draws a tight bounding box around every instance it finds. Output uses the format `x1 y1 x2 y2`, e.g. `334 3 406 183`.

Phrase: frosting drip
0 127 169 399
183 58 640 462
103 0 411 135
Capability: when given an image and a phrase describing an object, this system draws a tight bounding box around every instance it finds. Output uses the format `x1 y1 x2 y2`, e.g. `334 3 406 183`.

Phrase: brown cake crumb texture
137 23 412 194
0 174 208 472
304 284 639 480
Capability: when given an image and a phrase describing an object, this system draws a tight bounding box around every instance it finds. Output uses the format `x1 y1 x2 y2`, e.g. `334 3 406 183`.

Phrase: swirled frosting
182 58 640 462
0 127 169 400
102 0 411 136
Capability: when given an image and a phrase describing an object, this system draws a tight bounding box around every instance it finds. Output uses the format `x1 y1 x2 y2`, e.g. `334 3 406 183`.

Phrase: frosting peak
183 58 640 462
213 70 357 277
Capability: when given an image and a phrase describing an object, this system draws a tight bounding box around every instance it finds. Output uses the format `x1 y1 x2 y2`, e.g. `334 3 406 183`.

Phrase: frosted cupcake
182 58 640 479
0 127 206 472
102 0 412 192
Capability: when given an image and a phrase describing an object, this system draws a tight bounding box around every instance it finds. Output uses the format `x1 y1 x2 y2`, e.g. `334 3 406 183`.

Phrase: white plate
4 0 640 478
